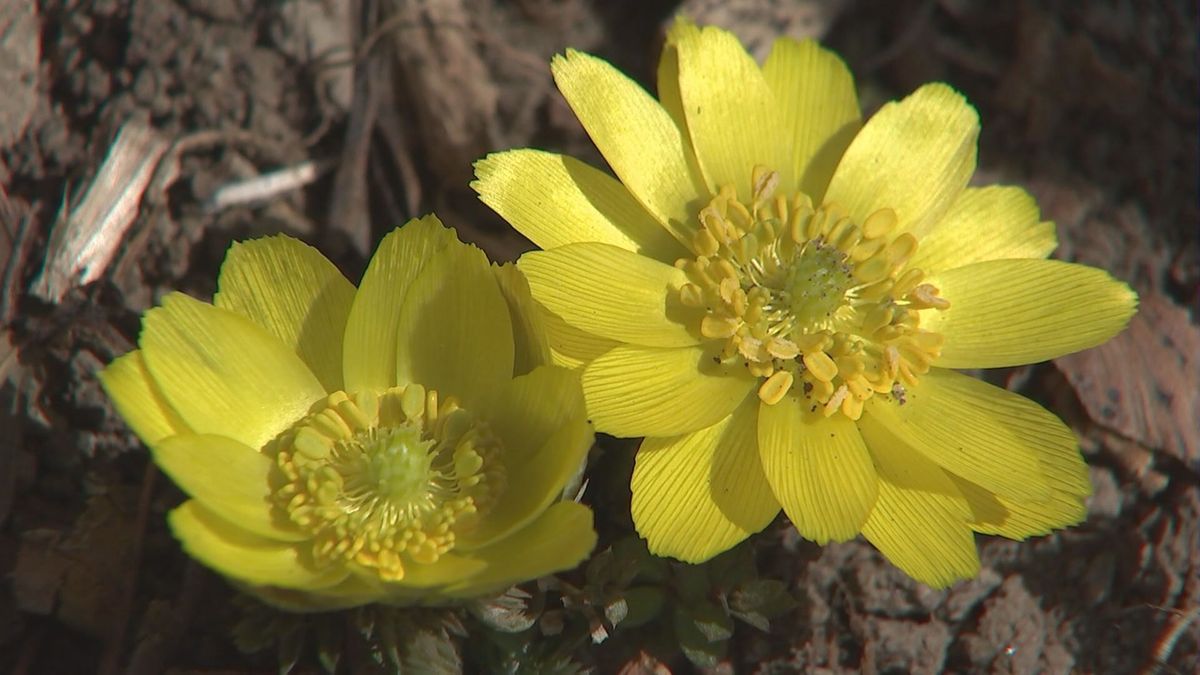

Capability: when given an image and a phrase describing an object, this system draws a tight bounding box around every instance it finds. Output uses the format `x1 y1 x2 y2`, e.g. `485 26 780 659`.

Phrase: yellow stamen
674 166 950 420
758 370 794 405
267 386 506 582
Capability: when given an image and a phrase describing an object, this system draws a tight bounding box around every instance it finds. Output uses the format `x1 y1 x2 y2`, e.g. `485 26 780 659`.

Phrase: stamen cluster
268 385 506 581
676 166 950 419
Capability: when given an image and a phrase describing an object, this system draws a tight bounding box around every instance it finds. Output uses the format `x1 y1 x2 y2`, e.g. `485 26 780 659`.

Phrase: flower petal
654 26 707 195
518 243 698 348
342 215 459 393
583 344 756 437
99 350 188 445
824 83 978 238
924 259 1138 368
487 365 586 465
248 575 387 612
864 368 1084 501
493 263 552 377
393 235 513 413
214 235 355 393
761 37 862 202
140 293 326 450
460 372 592 551
632 399 778 562
443 501 596 599
152 433 306 542
541 303 620 370
473 150 687 262
671 21 791 197
551 49 705 244
953 475 1087 540
390 552 488 590
758 396 879 543
857 411 980 588
860 482 980 589
909 186 1057 274
168 500 348 590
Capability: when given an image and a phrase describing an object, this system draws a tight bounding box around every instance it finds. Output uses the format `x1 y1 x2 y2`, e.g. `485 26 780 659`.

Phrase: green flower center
267 385 506 581
677 166 950 420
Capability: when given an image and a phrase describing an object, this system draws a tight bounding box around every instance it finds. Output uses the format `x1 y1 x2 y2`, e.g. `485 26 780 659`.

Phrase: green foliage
465 535 798 671
230 535 797 672
231 596 464 674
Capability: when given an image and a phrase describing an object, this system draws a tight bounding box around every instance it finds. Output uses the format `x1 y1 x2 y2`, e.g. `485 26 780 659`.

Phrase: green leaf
604 596 629 627
614 535 670 584
619 586 666 630
729 579 797 622
689 600 735 643
401 629 463 674
673 605 729 668
470 587 540 633
277 626 303 675
705 542 757 589
314 617 342 674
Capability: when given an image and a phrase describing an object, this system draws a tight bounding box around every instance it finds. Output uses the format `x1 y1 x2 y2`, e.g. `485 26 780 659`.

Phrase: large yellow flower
473 22 1137 587
100 215 596 610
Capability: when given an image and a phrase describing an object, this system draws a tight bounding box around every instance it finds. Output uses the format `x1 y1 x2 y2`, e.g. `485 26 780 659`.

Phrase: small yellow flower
101 215 596 610
473 21 1137 587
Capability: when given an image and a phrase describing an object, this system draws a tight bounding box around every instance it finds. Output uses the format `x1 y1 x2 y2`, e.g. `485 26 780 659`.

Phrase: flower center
676 166 950 420
267 384 506 581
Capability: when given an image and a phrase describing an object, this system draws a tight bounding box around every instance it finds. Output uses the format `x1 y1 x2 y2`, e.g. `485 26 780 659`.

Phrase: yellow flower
100 215 596 610
472 22 1137 587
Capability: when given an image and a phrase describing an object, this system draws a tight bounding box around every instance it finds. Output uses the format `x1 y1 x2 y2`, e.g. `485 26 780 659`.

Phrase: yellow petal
937 372 1092 541
909 186 1057 274
473 150 687 262
493 263 552 376
152 433 306 542
654 24 707 194
389 552 488 590
924 259 1138 368
246 575 387 612
541 302 620 370
857 411 980 587
824 83 978 238
393 235 513 413
518 243 698 348
214 235 355 392
583 344 756 437
140 293 326 450
856 411 972 520
99 350 188 445
460 376 591 550
168 500 348 590
757 395 878 543
955 476 1088 540
551 49 705 244
487 365 586 464
342 215 458 393
632 399 778 562
860 482 981 589
444 501 596 599
864 369 1075 501
761 37 862 202
671 21 791 196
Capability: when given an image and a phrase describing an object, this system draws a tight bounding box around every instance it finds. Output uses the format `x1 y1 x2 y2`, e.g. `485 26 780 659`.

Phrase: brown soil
1 1 1197 673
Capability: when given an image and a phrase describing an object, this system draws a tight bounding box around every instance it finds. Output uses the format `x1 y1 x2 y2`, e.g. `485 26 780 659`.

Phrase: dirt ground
1 1 1197 673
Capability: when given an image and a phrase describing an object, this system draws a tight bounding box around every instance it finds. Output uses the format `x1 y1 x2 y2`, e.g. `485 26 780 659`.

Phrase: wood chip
30 121 171 304
1055 292 1200 471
